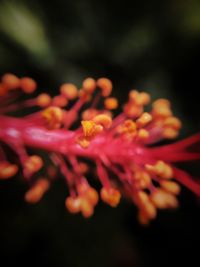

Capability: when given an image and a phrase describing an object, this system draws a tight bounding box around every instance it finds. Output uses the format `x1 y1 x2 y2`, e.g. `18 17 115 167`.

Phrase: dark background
0 0 200 266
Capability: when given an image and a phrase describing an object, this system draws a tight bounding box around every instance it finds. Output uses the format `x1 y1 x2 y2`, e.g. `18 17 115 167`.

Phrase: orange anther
129 90 150 106
20 77 37 93
80 198 94 218
163 127 179 139
160 181 181 195
0 162 18 179
81 109 98 120
135 171 151 189
52 95 68 107
136 112 152 127
164 117 182 130
65 196 81 213
82 77 96 93
42 106 63 129
2 73 20 90
137 92 151 105
60 83 78 100
137 129 149 139
150 189 178 209
146 161 173 179
121 120 137 134
25 155 43 173
81 120 97 137
93 114 112 129
77 136 90 149
137 191 157 219
85 187 99 206
123 103 143 118
100 187 121 207
37 93 52 107
104 97 118 110
152 99 171 108
25 178 50 204
97 78 112 97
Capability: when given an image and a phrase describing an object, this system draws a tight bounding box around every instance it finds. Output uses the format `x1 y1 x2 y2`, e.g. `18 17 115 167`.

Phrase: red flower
0 73 199 224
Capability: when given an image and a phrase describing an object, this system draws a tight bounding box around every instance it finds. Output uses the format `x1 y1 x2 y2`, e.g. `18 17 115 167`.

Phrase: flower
0 73 199 224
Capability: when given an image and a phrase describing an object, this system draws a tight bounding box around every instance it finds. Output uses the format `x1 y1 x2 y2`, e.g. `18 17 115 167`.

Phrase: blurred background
0 0 200 266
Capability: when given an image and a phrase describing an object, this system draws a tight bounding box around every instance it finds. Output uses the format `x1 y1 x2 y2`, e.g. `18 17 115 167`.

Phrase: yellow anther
145 161 173 179
104 97 118 110
135 171 151 189
137 191 157 220
25 178 50 204
100 187 121 207
82 77 96 93
42 106 63 129
164 117 182 130
136 112 152 128
137 191 149 203
97 78 113 97
123 120 137 133
0 162 18 179
160 181 181 195
76 136 90 149
60 83 78 100
137 129 149 139
81 120 102 137
25 155 43 173
52 95 68 107
81 109 98 120
37 93 52 107
163 127 179 139
150 189 178 209
93 114 112 129
65 196 81 214
2 73 20 90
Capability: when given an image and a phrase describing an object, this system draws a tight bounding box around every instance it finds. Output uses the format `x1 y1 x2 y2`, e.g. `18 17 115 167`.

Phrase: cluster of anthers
0 73 200 224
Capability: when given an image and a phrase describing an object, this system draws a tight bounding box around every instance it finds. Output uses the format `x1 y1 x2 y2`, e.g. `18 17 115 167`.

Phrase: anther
100 187 121 207
93 114 112 129
82 77 96 93
60 83 78 100
20 77 37 94
0 162 18 179
136 112 152 128
25 155 43 173
52 95 68 107
37 93 52 107
97 78 112 97
25 178 50 204
42 106 63 129
2 73 20 90
104 97 118 110
65 196 81 213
